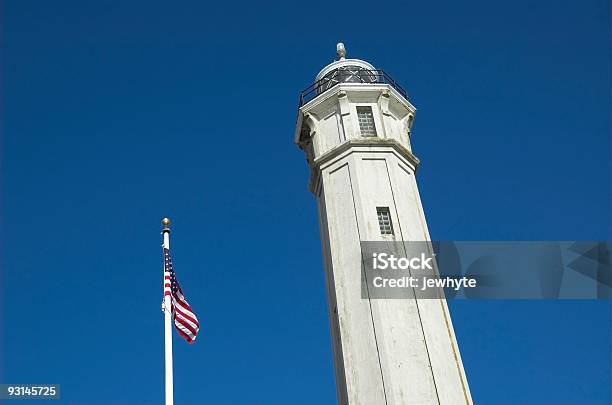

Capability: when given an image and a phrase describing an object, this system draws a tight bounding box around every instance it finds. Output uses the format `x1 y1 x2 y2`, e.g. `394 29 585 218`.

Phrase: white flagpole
162 217 174 405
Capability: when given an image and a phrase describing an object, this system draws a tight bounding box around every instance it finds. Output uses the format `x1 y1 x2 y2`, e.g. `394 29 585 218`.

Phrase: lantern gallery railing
299 68 408 107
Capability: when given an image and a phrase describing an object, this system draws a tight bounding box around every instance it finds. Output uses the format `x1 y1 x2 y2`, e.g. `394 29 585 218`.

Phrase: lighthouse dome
298 43 408 106
314 43 378 93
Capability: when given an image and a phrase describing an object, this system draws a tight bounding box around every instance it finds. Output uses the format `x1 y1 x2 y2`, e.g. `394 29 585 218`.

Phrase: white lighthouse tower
294 44 473 405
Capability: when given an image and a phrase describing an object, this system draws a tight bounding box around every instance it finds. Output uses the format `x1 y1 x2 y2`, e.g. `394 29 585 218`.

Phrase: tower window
377 207 394 236
357 106 377 137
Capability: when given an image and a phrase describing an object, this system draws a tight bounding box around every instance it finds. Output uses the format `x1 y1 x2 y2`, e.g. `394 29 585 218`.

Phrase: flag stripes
163 248 200 343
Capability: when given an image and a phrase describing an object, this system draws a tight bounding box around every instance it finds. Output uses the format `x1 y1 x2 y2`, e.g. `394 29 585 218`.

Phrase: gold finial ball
162 217 171 227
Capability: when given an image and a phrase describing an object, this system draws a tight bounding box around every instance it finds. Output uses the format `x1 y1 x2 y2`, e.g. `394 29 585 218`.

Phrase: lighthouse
294 44 473 405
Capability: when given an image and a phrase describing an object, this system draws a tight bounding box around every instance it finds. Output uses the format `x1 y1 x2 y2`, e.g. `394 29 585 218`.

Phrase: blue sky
1 1 610 404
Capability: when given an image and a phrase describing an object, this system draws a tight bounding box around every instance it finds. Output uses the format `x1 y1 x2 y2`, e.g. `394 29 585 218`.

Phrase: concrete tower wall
297 71 472 405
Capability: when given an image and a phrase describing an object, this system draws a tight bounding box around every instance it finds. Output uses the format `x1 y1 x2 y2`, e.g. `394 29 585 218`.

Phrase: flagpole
162 217 174 405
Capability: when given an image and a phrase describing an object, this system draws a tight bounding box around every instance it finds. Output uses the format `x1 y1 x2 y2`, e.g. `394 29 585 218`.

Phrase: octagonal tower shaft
295 46 472 405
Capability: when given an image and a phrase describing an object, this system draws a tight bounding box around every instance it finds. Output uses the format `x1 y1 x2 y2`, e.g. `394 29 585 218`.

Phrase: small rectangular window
377 207 394 236
357 106 377 137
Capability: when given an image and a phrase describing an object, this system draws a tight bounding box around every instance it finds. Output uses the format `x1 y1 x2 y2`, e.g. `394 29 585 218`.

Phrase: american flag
163 248 200 343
